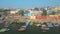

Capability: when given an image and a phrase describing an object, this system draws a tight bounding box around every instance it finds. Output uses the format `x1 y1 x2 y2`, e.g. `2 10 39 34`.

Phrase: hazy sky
0 0 60 8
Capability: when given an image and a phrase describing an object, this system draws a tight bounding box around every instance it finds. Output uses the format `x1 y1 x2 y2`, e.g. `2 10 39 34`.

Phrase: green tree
42 9 47 16
18 10 24 16
34 8 39 11
3 9 10 16
51 11 56 15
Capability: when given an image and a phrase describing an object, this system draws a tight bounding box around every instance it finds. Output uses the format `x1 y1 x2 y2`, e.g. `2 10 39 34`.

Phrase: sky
0 0 60 8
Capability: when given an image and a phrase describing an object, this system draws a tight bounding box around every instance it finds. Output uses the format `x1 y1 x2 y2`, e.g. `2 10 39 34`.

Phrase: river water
0 25 60 34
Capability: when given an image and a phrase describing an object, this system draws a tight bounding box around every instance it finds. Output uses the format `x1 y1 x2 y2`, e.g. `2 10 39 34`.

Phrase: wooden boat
41 25 49 30
17 26 26 31
0 28 10 32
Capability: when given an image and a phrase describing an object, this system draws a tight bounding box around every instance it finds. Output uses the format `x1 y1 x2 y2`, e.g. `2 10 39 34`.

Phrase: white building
10 9 20 14
28 9 42 16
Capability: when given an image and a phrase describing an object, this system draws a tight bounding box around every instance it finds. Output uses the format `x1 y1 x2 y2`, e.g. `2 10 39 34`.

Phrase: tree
42 9 47 16
3 9 10 16
34 8 39 11
18 10 24 16
0 9 3 15
51 11 56 15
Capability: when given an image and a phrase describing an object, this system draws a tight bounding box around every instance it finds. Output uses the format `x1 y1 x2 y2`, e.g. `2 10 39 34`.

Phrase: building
10 9 20 14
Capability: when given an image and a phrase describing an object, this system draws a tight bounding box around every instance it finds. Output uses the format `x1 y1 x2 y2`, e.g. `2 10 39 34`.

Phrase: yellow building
52 6 60 10
30 16 36 20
